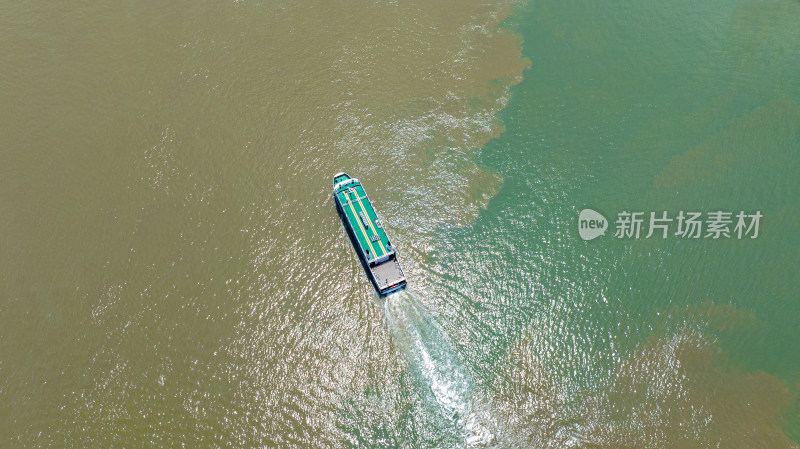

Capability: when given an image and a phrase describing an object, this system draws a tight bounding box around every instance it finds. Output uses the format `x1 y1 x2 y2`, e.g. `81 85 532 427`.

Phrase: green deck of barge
335 183 392 263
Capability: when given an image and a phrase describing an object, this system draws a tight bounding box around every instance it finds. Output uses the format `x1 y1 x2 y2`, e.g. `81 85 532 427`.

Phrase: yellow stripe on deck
343 191 379 260
354 191 387 255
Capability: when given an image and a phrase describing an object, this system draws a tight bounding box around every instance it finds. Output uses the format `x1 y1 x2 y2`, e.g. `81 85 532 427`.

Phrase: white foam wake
382 291 494 447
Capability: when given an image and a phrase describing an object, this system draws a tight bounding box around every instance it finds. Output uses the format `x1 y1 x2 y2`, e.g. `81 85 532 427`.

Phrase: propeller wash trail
383 291 494 447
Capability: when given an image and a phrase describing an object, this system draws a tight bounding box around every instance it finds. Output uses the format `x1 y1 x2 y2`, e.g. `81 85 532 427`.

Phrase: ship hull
333 173 407 296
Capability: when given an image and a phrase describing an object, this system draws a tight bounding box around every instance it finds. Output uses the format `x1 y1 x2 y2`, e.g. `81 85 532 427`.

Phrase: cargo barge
333 173 407 295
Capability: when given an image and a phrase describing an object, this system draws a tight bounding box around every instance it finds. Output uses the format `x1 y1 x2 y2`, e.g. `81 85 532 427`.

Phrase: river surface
1 1 799 447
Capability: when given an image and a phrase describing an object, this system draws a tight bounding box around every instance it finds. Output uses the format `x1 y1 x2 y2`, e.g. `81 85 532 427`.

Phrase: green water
2 0 799 447
429 1 800 446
